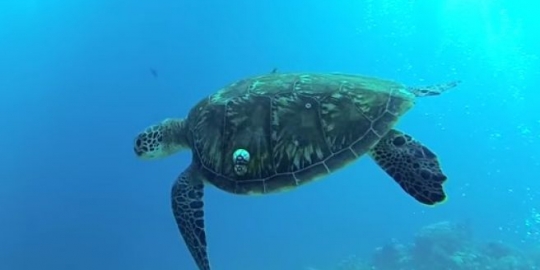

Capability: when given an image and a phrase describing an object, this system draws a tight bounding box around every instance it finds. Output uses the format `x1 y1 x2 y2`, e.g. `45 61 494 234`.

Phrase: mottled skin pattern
134 119 187 158
133 72 461 270
369 129 447 204
171 166 209 270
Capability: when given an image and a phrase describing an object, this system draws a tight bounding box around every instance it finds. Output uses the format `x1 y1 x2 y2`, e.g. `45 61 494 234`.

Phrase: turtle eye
392 136 406 147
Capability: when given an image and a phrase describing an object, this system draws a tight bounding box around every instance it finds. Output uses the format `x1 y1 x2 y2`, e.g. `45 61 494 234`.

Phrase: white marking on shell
233 148 250 164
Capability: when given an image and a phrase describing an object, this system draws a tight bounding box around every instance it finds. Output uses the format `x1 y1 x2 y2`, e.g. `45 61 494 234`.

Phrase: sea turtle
133 72 460 270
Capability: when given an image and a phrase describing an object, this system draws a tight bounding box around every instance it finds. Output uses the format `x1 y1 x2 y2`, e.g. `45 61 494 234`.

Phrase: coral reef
331 220 539 270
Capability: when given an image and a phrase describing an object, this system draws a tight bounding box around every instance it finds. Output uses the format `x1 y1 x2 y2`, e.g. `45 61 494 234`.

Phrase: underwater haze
1 0 539 269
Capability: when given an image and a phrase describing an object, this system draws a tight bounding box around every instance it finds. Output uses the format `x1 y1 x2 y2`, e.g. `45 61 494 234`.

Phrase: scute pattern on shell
187 73 415 194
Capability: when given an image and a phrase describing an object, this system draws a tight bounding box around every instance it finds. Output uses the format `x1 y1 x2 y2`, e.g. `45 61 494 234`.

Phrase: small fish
150 68 158 78
270 67 278 74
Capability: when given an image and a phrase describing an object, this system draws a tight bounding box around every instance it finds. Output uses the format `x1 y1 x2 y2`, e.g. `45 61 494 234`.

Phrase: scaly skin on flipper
171 166 210 270
369 129 447 205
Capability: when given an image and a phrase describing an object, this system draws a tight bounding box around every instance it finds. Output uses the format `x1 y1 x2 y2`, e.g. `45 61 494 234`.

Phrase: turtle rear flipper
171 166 211 270
369 129 447 205
407 80 461 97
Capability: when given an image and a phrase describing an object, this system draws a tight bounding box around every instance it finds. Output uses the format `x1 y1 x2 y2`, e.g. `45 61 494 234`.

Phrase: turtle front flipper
369 129 447 205
171 165 211 270
407 80 461 97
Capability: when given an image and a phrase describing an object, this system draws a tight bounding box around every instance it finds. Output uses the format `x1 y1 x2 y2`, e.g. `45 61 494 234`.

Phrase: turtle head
134 118 189 160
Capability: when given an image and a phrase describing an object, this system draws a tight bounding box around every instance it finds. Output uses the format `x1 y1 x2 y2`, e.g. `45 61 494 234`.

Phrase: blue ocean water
1 0 539 269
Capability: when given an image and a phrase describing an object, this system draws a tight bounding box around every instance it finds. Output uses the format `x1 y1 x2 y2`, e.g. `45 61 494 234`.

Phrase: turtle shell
186 73 416 194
